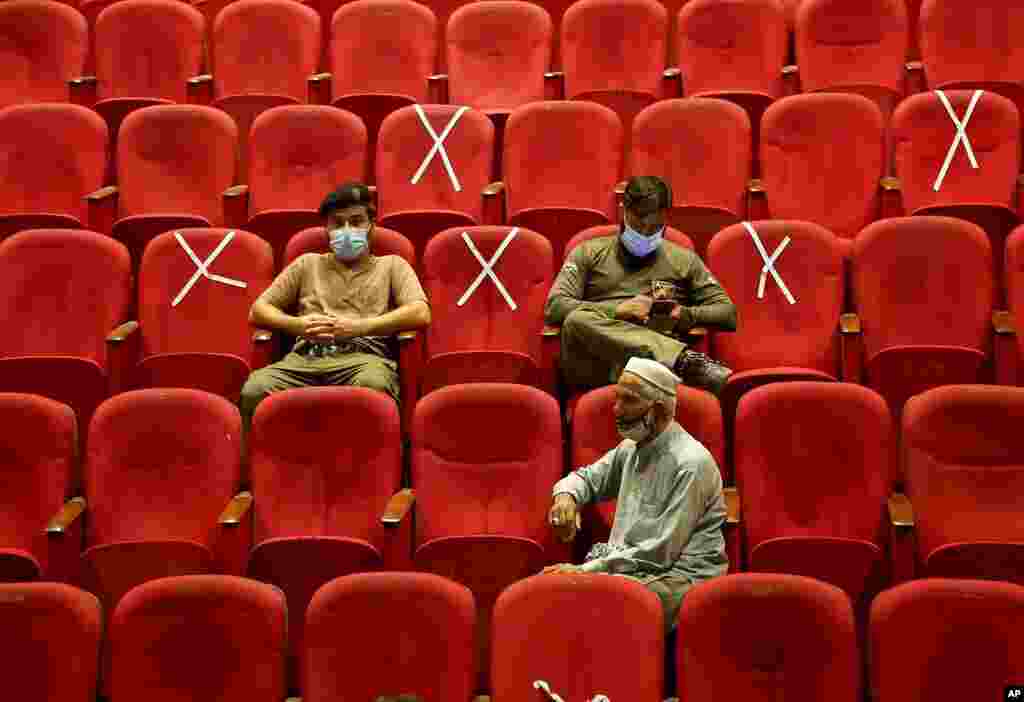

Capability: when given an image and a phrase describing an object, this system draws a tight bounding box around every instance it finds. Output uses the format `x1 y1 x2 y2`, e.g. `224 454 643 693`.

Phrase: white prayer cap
622 357 680 399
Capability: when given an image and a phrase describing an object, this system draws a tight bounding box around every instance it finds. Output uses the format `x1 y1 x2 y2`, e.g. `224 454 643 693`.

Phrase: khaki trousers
239 350 399 435
560 304 687 388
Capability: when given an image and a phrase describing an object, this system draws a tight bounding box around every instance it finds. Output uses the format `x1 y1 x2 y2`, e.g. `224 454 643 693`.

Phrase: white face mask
615 402 656 442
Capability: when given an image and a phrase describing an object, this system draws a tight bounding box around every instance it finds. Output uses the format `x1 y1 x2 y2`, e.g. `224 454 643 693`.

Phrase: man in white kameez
543 356 728 632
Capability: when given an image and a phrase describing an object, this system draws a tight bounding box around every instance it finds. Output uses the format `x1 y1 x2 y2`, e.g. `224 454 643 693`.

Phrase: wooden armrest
85 185 118 201
887 493 914 528
542 325 561 337
428 73 448 82
544 71 564 79
723 486 740 525
993 310 1015 335
218 491 253 526
614 180 627 196
782 64 798 76
397 330 417 343
746 178 764 194
905 60 923 72
107 320 139 344
381 488 415 526
252 329 273 343
688 326 708 337
880 176 901 191
662 67 681 79
69 75 98 86
309 72 332 83
839 313 861 334
483 181 505 197
187 73 213 86
45 497 86 535
224 184 249 198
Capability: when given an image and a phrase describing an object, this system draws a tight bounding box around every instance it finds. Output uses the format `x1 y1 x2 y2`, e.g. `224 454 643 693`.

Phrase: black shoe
674 350 732 396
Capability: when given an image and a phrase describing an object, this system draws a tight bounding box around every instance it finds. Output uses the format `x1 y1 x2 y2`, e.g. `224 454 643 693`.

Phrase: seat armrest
308 72 332 104
839 313 861 335
723 486 740 525
218 491 253 526
223 184 250 229
482 181 506 225
661 67 682 99
86 185 118 202
253 329 273 343
381 488 415 526
879 176 904 218
782 64 800 95
887 492 914 528
544 71 565 100
994 310 1015 335
69 75 98 106
86 185 119 235
746 178 768 220
428 73 449 103
541 325 561 337
186 73 214 105
904 60 926 95
398 330 416 342
45 497 86 535
107 320 139 344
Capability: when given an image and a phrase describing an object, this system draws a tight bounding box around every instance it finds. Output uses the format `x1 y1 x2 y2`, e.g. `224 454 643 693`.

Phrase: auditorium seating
411 383 563 691
502 100 623 272
891 385 1024 583
1 582 102 702
569 383 732 566
303 573 475 702
678 574 861 702
247 387 410 689
675 0 788 148
559 0 670 155
492 574 664 702
0 103 107 240
317 0 438 180
995 224 1024 385
891 89 1021 282
755 93 887 246
127 228 275 402
109 575 287 701
229 105 368 267
733 383 893 615
707 220 846 441
80 390 250 618
0 394 83 583
918 0 1024 119
376 104 497 259
628 98 749 257
80 0 205 176
794 0 908 122
200 0 322 180
442 1 553 115
89 104 238 266
870 579 1024 702
846 217 993 419
420 226 554 394
283 225 423 427
0 229 133 429
0 0 86 107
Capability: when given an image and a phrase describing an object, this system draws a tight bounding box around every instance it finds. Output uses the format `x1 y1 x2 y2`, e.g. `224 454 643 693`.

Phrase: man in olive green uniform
240 183 431 433
546 176 736 394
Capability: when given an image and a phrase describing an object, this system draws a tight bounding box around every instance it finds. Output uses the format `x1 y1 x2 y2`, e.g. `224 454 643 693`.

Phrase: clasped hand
297 313 368 342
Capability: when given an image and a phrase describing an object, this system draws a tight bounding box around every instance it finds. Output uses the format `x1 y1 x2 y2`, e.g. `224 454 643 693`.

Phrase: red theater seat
0 0 86 107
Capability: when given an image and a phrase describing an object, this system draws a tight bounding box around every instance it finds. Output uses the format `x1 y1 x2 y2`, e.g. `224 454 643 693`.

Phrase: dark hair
318 182 377 219
622 175 672 216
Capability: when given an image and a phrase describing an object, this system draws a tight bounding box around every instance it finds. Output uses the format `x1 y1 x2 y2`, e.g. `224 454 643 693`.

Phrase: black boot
673 350 732 396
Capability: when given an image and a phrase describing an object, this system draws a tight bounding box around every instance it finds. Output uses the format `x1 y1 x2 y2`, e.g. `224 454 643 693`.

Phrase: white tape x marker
743 221 796 305
457 228 519 311
171 230 247 307
933 89 983 192
411 104 469 193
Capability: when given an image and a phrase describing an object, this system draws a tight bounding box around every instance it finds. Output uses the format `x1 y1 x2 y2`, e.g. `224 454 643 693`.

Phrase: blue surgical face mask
621 223 664 258
329 226 369 261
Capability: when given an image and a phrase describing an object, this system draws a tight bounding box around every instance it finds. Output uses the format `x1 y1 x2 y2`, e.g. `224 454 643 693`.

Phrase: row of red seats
2 92 1021 274
11 573 1021 701
4 382 1023 690
2 212 1023 434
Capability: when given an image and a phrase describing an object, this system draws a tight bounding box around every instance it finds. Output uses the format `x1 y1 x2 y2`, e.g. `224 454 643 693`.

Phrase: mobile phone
650 299 675 317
